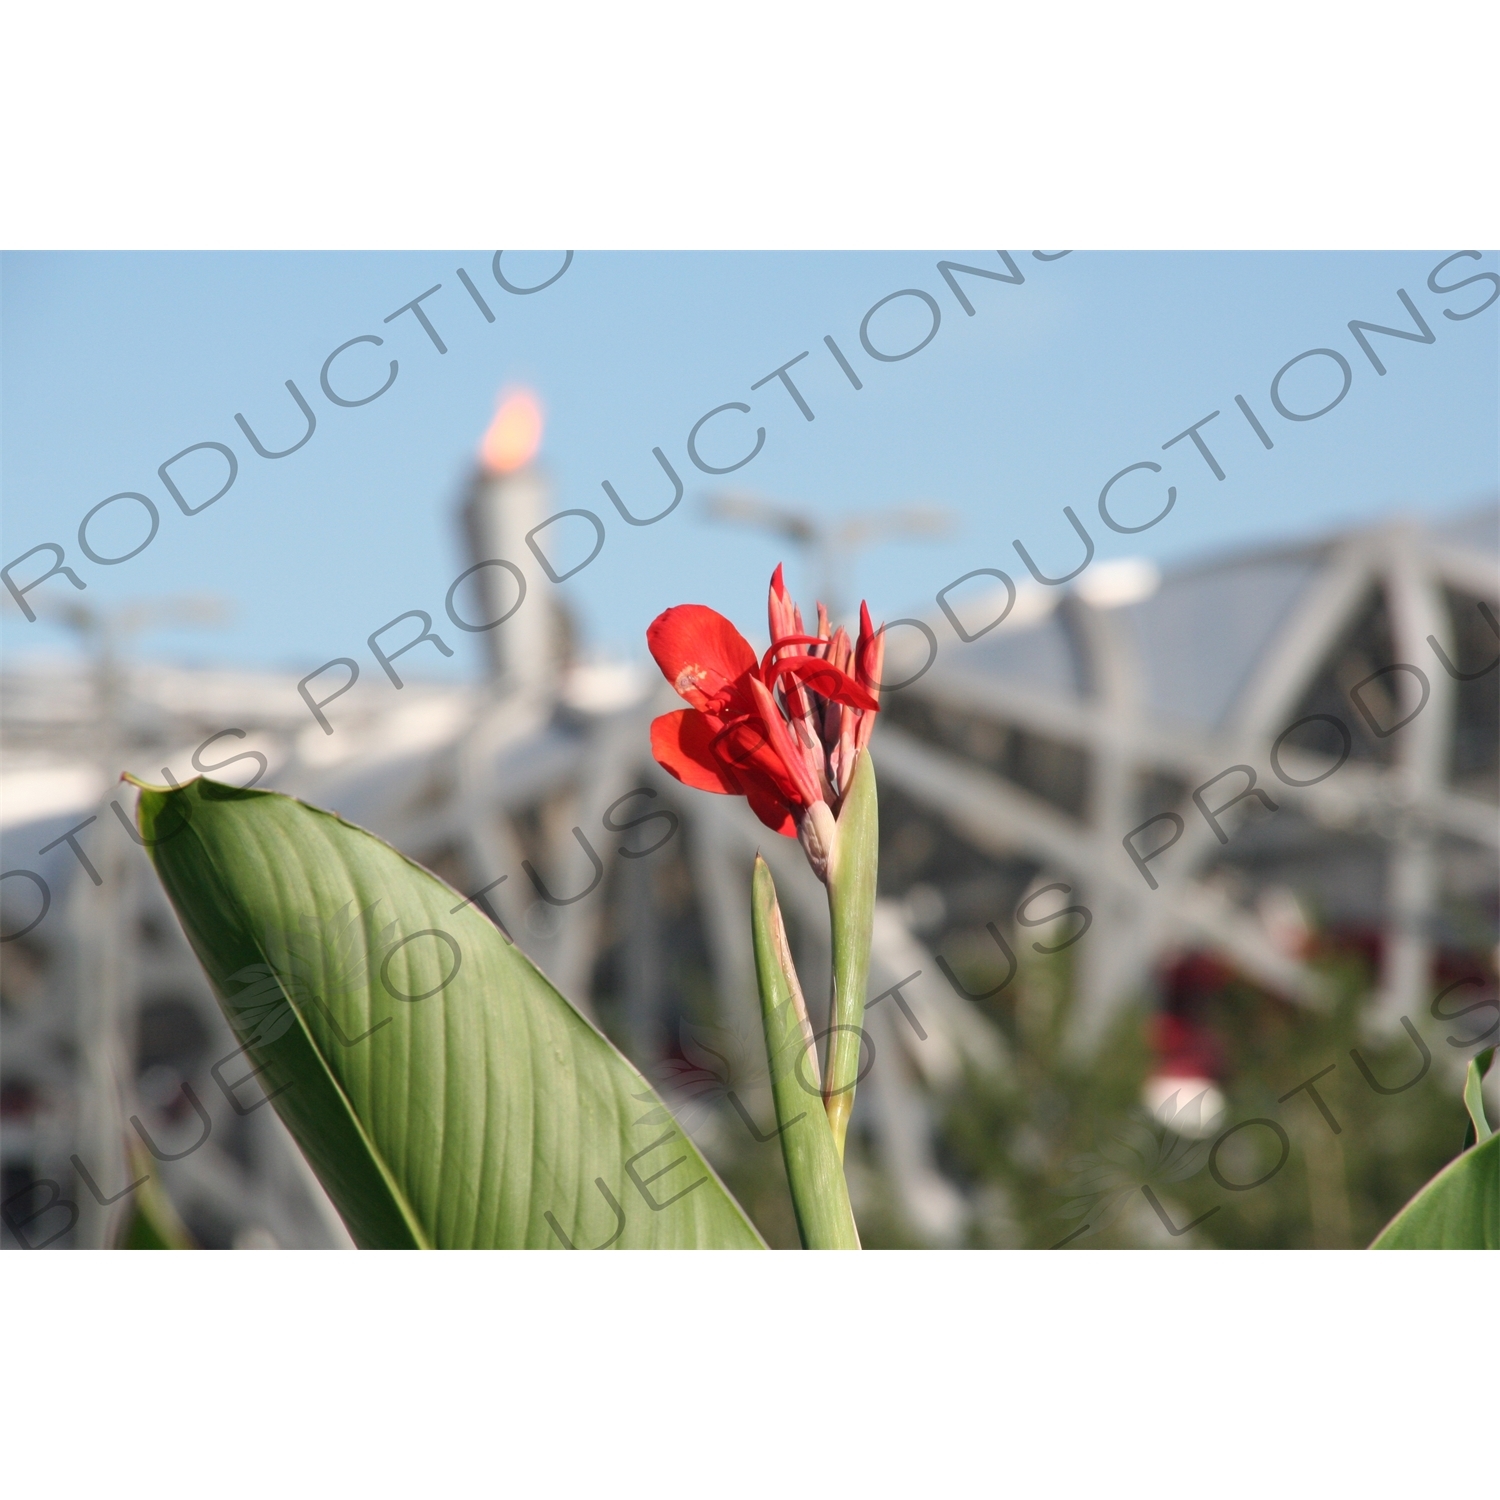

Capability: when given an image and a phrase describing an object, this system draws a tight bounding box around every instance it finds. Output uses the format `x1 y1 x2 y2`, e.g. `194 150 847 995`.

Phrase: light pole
703 490 950 621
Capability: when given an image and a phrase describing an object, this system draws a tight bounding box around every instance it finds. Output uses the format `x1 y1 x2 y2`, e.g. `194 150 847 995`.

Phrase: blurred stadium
3 392 1495 1249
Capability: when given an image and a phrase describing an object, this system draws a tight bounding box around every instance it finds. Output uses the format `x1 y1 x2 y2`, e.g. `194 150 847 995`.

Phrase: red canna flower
648 565 885 880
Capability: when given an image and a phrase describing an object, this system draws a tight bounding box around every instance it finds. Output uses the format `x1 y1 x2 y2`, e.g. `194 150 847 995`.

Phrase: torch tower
460 388 558 697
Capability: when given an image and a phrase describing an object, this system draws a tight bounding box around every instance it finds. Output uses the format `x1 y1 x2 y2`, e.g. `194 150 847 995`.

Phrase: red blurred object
1150 1012 1223 1081
0 1080 39 1119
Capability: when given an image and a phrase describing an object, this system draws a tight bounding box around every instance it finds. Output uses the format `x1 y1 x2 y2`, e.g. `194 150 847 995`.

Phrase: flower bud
797 800 838 883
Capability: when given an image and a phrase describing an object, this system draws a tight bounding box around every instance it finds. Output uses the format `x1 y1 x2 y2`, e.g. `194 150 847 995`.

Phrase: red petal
647 605 759 712
742 776 797 836
650 710 742 795
651 710 796 834
857 605 885 704
768 564 804 649
825 626 853 677
748 676 824 806
766 654 880 712
714 714 808 806
760 633 826 676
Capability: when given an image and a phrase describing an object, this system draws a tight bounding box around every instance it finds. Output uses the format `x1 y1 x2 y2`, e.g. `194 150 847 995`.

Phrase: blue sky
2 251 1495 683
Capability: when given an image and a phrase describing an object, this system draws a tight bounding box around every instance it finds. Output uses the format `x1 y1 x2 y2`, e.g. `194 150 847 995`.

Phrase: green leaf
1461 1046 1493 1149
135 777 764 1249
1369 1133 1499 1249
750 857 860 1249
824 749 878 1158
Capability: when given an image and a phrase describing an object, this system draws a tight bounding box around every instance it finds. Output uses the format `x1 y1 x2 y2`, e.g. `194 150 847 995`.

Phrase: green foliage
931 945 1155 1250
136 777 764 1250
931 942 1482 1250
1149 966 1466 1250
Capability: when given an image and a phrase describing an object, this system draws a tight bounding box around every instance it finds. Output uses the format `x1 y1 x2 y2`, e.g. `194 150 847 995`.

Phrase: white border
1 2 1496 248
3 1250 1485 1492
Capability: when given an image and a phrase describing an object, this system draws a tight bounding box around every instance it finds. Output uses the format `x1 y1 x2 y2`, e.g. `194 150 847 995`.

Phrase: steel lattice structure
3 498 1493 1248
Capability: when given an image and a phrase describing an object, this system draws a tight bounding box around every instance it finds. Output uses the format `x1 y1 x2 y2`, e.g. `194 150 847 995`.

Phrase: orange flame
480 388 544 475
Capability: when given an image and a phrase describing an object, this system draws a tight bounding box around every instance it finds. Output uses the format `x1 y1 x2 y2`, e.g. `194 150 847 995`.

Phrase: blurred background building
3 389 1495 1249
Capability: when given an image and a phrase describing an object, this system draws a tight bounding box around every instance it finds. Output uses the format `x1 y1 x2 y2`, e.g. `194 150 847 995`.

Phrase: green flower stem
751 857 860 1249
823 749 878 1160
115 1140 194 1249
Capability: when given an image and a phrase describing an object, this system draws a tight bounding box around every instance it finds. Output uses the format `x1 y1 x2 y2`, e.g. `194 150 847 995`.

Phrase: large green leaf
1369 1133 1499 1249
136 777 764 1249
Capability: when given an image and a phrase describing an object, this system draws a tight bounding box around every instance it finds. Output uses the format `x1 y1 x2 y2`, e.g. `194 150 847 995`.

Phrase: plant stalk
823 749 879 1159
751 856 860 1249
